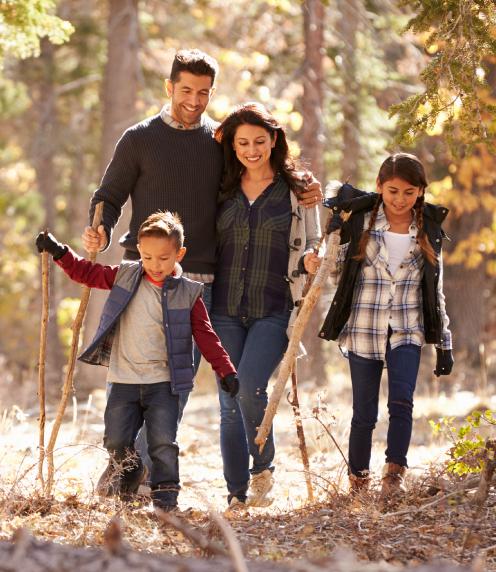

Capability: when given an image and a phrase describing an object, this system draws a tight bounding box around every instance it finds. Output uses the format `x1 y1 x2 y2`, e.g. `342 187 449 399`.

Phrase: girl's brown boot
380 463 406 499
349 473 371 495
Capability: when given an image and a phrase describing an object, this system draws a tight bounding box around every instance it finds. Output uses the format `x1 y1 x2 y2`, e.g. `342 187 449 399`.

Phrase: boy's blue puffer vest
78 261 203 394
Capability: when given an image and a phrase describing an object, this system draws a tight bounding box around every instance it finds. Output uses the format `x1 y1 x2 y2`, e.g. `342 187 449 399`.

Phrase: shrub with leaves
430 409 496 476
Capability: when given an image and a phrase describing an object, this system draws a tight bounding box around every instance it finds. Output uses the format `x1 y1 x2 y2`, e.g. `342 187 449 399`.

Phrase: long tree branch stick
284 208 336 502
37 232 50 489
45 202 104 495
255 224 343 452
288 363 314 502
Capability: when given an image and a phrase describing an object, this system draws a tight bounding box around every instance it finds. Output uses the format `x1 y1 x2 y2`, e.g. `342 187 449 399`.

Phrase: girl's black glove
326 212 344 234
35 232 67 260
220 373 239 397
434 348 454 376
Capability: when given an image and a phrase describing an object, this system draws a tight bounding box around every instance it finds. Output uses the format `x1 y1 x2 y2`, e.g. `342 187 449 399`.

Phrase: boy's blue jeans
104 381 181 505
211 312 289 502
347 342 421 477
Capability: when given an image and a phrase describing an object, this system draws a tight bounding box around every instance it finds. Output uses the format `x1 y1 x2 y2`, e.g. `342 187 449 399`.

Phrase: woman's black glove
434 348 454 376
220 373 239 397
35 232 67 260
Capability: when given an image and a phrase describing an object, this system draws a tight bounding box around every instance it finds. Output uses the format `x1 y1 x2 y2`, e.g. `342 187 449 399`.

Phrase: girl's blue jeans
211 312 289 502
347 342 421 477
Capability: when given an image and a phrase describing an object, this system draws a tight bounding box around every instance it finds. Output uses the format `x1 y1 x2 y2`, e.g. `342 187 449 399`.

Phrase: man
83 49 322 493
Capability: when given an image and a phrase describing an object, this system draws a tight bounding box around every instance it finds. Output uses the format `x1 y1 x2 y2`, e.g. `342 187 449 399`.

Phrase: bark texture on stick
255 230 341 452
289 366 314 502
37 245 49 488
45 202 104 495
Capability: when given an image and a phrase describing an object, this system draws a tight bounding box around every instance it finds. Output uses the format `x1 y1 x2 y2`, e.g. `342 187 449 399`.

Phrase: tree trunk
78 0 139 395
299 0 327 385
301 0 325 183
338 0 361 182
31 39 65 397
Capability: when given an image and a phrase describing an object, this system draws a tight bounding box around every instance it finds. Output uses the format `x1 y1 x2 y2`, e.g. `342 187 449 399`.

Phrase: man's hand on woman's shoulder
295 171 323 208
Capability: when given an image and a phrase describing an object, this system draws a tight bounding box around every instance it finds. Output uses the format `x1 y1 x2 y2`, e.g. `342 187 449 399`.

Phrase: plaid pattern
212 176 292 318
338 205 452 360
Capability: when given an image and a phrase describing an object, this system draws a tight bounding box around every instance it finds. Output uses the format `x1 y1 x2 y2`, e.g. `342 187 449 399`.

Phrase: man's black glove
326 212 344 234
220 373 239 398
35 232 67 260
434 348 454 376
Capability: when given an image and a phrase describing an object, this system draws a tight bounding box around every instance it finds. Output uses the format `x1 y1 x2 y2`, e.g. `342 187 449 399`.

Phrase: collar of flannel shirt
160 104 204 130
372 204 419 235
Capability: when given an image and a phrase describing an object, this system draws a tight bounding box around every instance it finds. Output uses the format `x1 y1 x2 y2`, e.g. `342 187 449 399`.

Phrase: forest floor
0 362 495 570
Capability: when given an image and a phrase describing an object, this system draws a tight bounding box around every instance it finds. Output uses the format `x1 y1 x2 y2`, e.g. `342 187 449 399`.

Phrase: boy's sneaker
247 469 274 507
96 464 121 497
120 465 149 501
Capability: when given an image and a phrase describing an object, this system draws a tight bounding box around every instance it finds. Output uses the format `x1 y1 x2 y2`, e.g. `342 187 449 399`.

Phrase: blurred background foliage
0 0 495 399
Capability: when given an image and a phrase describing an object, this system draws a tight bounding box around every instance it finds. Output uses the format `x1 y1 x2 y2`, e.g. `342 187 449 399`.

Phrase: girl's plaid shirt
335 205 452 361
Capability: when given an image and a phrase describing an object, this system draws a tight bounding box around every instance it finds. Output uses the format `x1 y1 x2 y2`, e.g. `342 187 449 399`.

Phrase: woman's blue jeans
348 342 421 477
211 313 289 501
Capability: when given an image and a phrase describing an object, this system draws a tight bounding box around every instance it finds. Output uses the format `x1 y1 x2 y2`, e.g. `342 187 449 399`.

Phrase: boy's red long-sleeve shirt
56 248 236 379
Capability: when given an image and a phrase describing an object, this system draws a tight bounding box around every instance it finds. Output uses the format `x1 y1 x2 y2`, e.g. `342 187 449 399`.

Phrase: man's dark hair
170 49 219 84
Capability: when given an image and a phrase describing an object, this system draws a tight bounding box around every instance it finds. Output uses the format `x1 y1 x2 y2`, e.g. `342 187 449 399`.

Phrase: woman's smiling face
233 124 275 172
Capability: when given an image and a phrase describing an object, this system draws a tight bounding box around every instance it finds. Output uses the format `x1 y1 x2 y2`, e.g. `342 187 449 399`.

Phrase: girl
320 153 453 498
212 102 321 510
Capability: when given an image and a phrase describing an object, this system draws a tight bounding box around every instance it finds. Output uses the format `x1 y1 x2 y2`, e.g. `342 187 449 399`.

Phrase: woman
212 102 321 510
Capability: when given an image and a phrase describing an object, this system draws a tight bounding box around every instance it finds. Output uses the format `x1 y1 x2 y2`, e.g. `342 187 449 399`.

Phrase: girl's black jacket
319 184 450 345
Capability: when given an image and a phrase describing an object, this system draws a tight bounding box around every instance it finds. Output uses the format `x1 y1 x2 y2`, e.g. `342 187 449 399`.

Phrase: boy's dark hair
138 211 184 249
170 49 218 84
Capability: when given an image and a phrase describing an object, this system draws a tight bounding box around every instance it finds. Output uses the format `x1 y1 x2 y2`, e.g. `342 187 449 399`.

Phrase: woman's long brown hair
354 153 437 266
214 102 302 199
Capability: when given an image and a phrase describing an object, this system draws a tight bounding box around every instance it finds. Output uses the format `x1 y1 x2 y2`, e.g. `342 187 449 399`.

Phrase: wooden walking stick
37 231 50 488
255 211 349 453
45 202 104 495
287 362 314 502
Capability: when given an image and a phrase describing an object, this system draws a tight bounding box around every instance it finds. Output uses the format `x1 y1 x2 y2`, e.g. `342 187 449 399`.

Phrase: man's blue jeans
104 381 180 504
135 283 212 472
347 342 421 477
211 313 289 502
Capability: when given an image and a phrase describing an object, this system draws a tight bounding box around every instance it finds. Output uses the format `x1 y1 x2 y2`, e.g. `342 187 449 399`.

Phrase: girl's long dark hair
354 153 437 266
215 102 302 199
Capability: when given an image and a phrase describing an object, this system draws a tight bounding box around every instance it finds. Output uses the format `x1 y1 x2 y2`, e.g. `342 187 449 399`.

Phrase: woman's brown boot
380 463 406 499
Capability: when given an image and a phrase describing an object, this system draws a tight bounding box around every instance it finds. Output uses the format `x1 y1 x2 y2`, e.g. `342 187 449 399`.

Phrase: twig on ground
208 510 249 572
311 411 349 471
157 511 227 557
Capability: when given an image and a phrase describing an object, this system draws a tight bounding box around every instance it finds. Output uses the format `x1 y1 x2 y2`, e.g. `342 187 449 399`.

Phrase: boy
36 212 238 512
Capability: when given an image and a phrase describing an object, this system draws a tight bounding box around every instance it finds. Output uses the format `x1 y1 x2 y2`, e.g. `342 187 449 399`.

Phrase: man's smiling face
167 71 215 127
